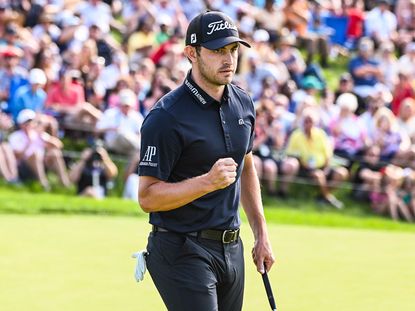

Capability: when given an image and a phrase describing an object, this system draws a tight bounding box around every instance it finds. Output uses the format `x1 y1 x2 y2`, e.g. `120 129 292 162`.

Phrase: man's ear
184 45 197 63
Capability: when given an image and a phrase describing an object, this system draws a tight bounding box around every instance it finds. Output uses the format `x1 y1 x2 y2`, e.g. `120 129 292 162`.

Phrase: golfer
138 11 275 311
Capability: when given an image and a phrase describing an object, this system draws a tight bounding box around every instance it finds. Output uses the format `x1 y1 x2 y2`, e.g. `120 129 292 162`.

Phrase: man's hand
206 158 238 190
251 236 275 274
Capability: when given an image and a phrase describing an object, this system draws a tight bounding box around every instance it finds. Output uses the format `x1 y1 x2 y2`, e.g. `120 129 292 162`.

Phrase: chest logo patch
238 118 245 125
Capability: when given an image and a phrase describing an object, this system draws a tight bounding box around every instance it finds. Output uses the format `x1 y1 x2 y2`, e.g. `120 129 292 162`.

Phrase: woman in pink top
8 109 71 190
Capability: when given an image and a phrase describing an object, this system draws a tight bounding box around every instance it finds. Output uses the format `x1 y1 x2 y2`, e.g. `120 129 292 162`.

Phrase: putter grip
262 271 277 311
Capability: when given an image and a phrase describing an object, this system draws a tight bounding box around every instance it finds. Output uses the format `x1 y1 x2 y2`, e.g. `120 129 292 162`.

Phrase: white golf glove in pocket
132 250 148 282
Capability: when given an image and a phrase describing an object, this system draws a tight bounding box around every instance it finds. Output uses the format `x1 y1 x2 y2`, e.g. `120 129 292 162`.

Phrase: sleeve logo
140 146 158 167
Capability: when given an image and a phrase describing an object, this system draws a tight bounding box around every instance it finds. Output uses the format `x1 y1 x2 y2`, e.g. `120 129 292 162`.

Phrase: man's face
303 116 314 132
4 55 18 69
120 104 131 115
31 83 43 92
195 42 239 86
379 3 389 12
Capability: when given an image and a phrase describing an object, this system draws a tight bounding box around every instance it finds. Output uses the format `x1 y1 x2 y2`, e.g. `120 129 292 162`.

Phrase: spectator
358 94 386 141
0 23 22 48
352 144 413 223
33 45 61 86
397 98 415 143
32 14 61 44
0 46 28 112
328 93 368 166
397 42 415 80
372 106 412 165
348 37 383 98
334 72 368 115
99 51 129 92
121 0 156 36
376 41 398 90
211 0 244 21
11 68 58 136
284 0 310 41
76 0 112 34
252 98 299 197
45 69 102 128
0 112 18 183
122 152 141 202
179 0 206 20
95 89 144 156
291 76 324 114
127 18 156 60
69 145 118 199
107 76 137 109
141 67 175 115
318 88 340 130
306 0 331 67
395 0 415 50
244 51 288 101
88 24 118 67
154 0 187 31
371 164 413 222
253 0 286 42
286 108 348 209
364 0 398 44
345 0 365 49
391 70 415 116
352 144 386 202
277 33 306 87
8 109 70 190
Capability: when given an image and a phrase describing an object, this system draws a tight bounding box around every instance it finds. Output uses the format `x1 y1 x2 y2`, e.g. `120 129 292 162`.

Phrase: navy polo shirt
139 72 255 233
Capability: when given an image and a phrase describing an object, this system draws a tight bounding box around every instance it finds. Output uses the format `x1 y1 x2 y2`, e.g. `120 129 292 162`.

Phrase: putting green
0 214 414 311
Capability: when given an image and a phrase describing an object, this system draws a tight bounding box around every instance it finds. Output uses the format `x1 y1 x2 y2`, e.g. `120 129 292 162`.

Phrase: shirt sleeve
138 108 182 181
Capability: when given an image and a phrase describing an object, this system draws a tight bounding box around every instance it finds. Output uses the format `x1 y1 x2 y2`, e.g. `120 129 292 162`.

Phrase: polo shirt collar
183 71 229 108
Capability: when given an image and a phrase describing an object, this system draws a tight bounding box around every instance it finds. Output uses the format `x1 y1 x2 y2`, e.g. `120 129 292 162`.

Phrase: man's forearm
139 157 238 213
139 174 214 212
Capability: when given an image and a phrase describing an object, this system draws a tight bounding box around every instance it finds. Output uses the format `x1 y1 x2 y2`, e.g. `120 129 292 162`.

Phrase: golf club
262 265 277 311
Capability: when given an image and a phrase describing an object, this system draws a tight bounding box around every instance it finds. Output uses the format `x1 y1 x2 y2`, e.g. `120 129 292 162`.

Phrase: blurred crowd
1 0 415 222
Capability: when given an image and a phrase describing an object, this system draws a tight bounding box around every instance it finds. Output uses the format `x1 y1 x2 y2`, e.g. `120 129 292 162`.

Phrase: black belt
152 225 240 244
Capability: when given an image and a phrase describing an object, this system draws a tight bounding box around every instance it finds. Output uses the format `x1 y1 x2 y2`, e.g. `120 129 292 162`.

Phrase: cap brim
201 36 251 50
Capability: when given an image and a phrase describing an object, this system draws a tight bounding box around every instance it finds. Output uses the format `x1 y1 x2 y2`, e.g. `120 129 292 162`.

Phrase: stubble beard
197 56 234 87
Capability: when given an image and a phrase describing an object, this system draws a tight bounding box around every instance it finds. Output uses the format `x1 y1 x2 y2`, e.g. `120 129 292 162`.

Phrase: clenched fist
206 158 238 190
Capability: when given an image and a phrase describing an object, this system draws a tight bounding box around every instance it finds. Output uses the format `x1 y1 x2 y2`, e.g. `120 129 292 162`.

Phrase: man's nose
223 51 234 66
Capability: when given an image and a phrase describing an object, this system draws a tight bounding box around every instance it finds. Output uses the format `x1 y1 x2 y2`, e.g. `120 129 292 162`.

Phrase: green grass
1 214 414 311
1 186 414 232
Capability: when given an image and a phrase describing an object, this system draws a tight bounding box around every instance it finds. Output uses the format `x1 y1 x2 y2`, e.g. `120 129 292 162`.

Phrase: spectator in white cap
329 93 368 166
8 109 71 191
11 68 59 136
96 88 144 156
